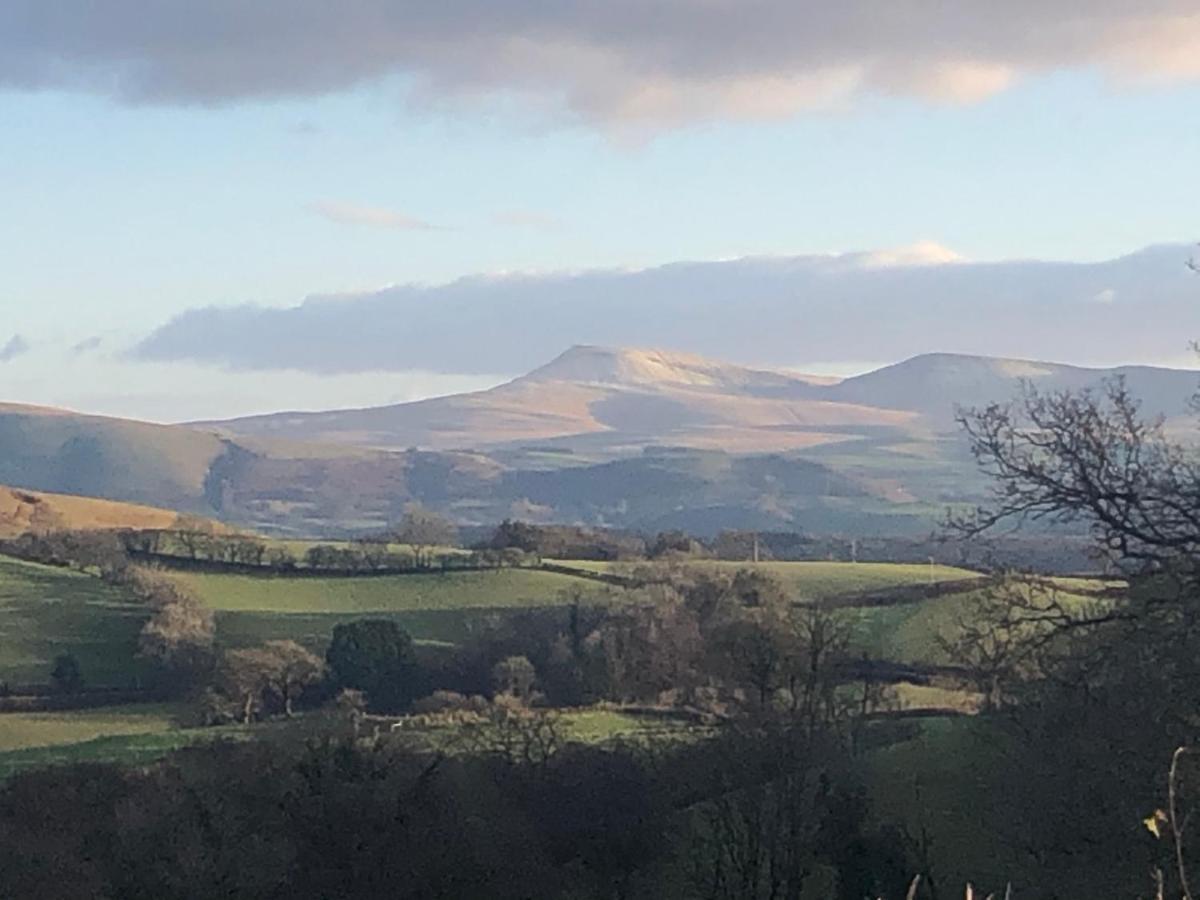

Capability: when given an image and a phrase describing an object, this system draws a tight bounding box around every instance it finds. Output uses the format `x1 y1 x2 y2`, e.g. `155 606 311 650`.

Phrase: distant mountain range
197 345 1198 452
1 348 1196 536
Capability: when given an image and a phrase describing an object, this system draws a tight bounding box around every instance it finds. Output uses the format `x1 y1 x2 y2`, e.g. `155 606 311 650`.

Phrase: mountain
194 345 919 454
0 401 892 536
1 347 1196 537
825 353 1198 426
198 346 1198 452
0 402 227 512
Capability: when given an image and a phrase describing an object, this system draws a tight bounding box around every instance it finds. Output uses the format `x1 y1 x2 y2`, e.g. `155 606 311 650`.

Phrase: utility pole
752 532 760 564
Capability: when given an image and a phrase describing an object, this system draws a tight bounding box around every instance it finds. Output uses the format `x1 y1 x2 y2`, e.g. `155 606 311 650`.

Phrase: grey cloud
0 335 30 363
71 335 103 354
130 243 1200 376
3 3 1200 124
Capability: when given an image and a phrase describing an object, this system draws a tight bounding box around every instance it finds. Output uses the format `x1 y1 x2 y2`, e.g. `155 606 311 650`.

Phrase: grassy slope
0 485 203 538
556 559 980 597
0 555 151 686
178 561 982 653
844 578 1104 665
168 568 608 614
0 703 183 752
164 568 610 651
0 406 224 510
0 706 687 781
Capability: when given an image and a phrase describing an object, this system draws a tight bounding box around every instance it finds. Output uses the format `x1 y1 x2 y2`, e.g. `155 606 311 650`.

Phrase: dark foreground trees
950 377 1200 896
0 721 911 900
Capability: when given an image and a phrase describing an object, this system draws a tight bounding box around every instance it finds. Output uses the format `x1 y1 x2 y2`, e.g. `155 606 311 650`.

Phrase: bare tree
391 504 457 568
954 379 1200 582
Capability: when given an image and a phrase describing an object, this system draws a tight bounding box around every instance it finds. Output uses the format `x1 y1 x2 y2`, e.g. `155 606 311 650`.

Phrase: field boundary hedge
0 688 159 713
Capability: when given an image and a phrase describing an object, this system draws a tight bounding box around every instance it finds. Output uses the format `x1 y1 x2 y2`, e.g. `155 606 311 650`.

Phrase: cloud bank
3 3 1200 124
131 243 1200 376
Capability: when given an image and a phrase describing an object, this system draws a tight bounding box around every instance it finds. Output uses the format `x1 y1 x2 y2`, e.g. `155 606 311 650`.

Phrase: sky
1 2 1199 422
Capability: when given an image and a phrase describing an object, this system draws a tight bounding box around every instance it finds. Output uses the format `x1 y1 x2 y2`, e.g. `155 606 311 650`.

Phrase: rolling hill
198 346 1198 453
0 485 216 539
1 347 1195 536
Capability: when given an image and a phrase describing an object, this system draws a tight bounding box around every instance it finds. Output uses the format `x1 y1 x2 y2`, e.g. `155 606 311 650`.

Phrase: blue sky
2 3 1199 420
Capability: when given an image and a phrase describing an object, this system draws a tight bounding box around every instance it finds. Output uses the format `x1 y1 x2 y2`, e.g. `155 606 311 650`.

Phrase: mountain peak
516 344 813 393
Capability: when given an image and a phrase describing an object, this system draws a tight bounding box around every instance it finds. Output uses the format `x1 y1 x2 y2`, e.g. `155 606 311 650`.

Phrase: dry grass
0 484 225 538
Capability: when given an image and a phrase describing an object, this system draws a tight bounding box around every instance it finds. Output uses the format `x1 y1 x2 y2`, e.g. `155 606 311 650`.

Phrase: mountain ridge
1 347 1195 537
193 347 1199 452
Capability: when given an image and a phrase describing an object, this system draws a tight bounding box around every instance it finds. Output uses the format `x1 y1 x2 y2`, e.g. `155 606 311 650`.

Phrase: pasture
0 705 255 781
0 555 151 687
0 703 183 753
163 567 612 651
553 559 981 598
166 568 609 614
844 577 1108 665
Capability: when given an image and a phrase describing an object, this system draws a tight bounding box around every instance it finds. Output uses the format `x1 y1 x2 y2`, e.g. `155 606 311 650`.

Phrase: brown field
0 485 223 538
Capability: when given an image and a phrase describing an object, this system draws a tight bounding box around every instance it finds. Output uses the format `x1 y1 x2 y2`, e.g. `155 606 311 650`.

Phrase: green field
215 607 508 653
167 568 608 614
0 555 151 687
0 703 257 780
0 702 183 752
844 578 1106 665
162 567 611 650
0 704 691 781
555 559 981 598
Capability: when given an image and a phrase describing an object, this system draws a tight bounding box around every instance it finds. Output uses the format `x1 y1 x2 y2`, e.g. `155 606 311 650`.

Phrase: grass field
215 607 510 652
554 559 981 598
161 567 611 652
0 704 694 781
167 568 609 614
844 578 1106 665
174 562 987 655
0 555 151 687
0 702 258 781
0 702 184 752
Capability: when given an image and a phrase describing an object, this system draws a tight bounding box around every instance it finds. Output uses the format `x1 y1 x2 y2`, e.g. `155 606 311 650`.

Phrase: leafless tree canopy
954 378 1200 579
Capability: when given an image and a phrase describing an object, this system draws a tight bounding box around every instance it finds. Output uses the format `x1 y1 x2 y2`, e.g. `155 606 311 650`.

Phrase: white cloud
858 241 966 269
129 242 1198 376
1091 288 1118 304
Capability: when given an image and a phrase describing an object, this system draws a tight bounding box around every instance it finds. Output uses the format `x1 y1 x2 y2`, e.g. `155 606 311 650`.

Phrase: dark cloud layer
131 243 1200 375
3 3 1200 124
